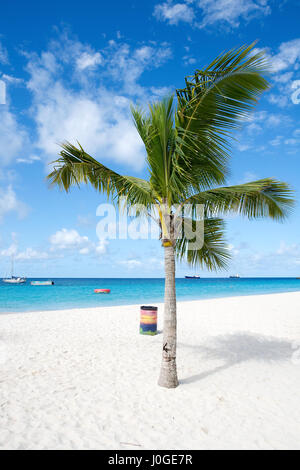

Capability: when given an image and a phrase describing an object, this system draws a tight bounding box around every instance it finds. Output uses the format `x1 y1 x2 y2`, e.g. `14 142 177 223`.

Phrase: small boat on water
3 256 26 284
229 274 241 278
185 275 200 279
94 289 111 294
31 280 54 286
3 276 26 284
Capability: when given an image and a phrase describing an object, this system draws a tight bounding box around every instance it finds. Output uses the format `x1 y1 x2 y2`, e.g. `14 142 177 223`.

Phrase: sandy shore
1 292 300 450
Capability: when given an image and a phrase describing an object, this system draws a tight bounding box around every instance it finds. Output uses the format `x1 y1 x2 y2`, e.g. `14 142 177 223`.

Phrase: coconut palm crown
48 43 294 388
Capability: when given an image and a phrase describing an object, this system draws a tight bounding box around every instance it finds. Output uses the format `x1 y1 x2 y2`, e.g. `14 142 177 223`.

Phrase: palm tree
48 44 294 389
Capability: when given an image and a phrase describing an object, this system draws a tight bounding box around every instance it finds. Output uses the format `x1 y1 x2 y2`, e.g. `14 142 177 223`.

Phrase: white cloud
183 55 197 66
50 228 89 250
30 88 146 169
0 185 29 221
15 248 49 261
198 0 271 28
269 38 300 73
270 135 282 147
246 110 291 128
0 42 8 64
0 108 28 166
273 72 293 84
260 38 300 108
0 242 18 257
154 2 195 25
0 242 51 262
154 0 271 28
284 138 298 146
16 155 41 164
25 34 171 170
106 42 171 95
119 259 142 269
246 122 262 135
237 143 251 152
49 227 108 257
76 51 102 70
0 228 107 264
277 241 300 257
95 239 108 255
225 240 300 275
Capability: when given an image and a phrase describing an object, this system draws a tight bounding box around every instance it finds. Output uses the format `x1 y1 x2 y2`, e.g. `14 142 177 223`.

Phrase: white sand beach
1 292 300 450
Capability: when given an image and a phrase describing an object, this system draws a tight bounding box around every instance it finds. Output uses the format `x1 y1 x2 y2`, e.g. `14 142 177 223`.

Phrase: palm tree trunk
158 242 179 388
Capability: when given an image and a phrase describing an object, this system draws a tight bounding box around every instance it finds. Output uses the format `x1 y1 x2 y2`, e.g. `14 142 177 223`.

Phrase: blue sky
0 0 299 278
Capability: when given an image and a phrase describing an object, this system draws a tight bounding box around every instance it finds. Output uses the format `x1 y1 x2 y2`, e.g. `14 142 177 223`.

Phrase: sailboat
3 256 26 284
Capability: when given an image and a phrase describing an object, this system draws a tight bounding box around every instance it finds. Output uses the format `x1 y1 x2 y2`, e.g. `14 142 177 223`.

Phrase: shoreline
1 291 300 449
1 289 300 316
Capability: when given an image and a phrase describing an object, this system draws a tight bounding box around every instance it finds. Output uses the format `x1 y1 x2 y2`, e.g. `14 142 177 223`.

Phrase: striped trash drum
140 306 157 335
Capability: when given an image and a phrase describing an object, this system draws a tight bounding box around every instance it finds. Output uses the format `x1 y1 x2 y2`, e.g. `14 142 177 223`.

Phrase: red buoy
94 289 111 294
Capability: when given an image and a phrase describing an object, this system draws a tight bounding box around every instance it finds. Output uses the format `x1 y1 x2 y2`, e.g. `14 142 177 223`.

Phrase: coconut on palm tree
48 44 294 389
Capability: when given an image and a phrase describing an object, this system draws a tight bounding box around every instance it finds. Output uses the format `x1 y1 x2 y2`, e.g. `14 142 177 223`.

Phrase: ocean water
1 277 300 314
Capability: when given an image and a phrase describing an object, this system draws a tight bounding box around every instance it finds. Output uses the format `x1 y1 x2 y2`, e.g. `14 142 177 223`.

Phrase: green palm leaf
184 179 294 221
48 142 154 208
174 43 270 193
175 217 230 270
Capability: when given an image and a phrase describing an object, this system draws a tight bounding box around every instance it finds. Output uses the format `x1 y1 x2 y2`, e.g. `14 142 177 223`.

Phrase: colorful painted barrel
140 306 157 335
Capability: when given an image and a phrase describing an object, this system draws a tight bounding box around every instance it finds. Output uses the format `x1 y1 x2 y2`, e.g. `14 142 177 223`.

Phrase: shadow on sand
179 332 294 385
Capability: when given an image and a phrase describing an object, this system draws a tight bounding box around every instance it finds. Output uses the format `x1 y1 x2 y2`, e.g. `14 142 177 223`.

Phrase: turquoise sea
1 277 300 313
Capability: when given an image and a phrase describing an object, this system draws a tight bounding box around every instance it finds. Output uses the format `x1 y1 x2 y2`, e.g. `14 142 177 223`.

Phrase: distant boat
185 275 201 279
3 276 26 284
3 256 26 284
31 280 54 286
94 289 111 294
229 274 241 279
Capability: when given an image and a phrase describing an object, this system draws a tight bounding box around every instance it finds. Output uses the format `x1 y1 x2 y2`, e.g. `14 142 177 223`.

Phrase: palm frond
48 141 154 207
185 179 294 221
175 217 230 270
131 97 175 199
173 43 270 193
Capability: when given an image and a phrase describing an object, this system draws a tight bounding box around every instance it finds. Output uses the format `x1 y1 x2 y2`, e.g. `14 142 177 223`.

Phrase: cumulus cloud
198 0 271 28
0 108 28 166
76 51 102 70
260 38 300 108
268 38 300 73
25 33 171 170
105 42 171 95
0 185 29 221
154 0 271 28
49 228 108 256
0 227 107 264
0 242 50 262
50 228 89 250
154 2 195 25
